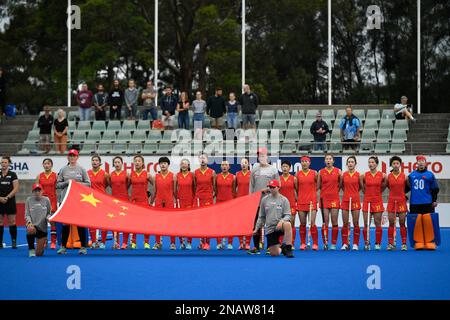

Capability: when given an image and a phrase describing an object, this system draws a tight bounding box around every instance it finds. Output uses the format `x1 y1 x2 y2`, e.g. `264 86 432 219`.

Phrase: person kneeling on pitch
25 183 52 257
253 180 294 258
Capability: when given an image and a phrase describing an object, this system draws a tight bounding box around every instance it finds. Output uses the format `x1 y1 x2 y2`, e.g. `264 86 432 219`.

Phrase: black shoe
281 244 287 256
0 242 3 249
247 247 260 255
11 240 17 249
285 248 294 258
282 244 294 258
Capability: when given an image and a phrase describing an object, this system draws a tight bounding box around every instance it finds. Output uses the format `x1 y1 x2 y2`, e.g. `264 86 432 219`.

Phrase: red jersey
388 172 406 202
194 167 214 201
296 169 317 205
235 170 250 197
363 171 384 202
110 170 129 201
38 172 57 212
154 171 175 205
280 174 296 209
88 169 107 193
216 173 235 202
130 170 149 205
319 167 341 201
176 171 194 201
342 171 361 202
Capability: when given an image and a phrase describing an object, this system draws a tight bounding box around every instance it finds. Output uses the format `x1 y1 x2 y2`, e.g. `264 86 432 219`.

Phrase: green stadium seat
353 109 366 121
116 131 132 142
392 130 407 142
122 120 136 131
86 131 101 142
157 143 173 154
281 143 296 154
32 121 38 130
336 110 346 120
362 129 377 141
328 142 342 154
291 110 305 122
77 121 91 132
321 109 335 120
394 120 409 131
284 130 300 143
79 143 97 155
68 121 76 129
298 130 313 149
377 130 391 142
223 141 235 155
162 130 176 142
330 129 341 142
261 110 275 121
359 140 374 154
26 131 40 142
111 143 128 154
100 130 117 142
382 109 396 120
379 119 394 131
20 140 38 153
390 143 406 154
203 117 211 128
137 120 151 131
127 143 142 154
68 111 78 121
147 130 162 143
132 130 147 142
446 143 450 153
272 120 287 131
236 142 247 155
203 129 223 142
305 110 319 121
366 109 380 121
107 121 121 132
142 141 158 155
364 119 379 131
276 110 290 121
375 142 390 153
96 143 112 154
302 119 314 131
287 120 302 130
91 121 106 132
176 129 192 143
258 120 272 130
70 131 86 144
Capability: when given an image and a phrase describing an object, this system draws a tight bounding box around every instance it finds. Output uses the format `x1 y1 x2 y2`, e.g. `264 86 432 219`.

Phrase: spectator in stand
394 96 416 122
0 67 5 121
239 84 259 130
160 86 178 130
310 111 330 151
93 84 108 121
207 87 227 130
177 91 190 130
53 109 69 154
192 91 207 138
141 80 157 121
226 92 240 130
339 106 361 151
109 79 123 120
124 79 139 120
37 106 53 153
76 83 93 121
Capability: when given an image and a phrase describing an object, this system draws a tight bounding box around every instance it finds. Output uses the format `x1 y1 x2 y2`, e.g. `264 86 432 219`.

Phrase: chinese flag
49 181 261 238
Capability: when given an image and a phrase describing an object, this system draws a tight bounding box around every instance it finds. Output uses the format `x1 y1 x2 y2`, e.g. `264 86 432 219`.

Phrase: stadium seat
175 129 192 143
132 130 147 142
79 143 97 155
236 142 247 155
364 119 379 131
362 129 377 141
223 141 235 155
381 109 396 120
203 129 223 142
330 129 341 142
142 141 158 155
107 120 122 132
390 143 406 154
446 143 450 153
162 130 176 142
157 143 173 154
116 130 132 142
91 121 106 132
77 121 91 132
32 121 38 130
281 143 296 154
122 120 136 131
284 130 300 143
258 120 272 130
353 109 366 121
257 129 270 143
394 120 409 131
70 130 86 144
336 110 346 120
68 121 76 129
111 142 128 154
261 110 275 122
26 130 40 142
291 110 305 122
305 110 319 121
359 140 374 154
379 119 394 131
68 111 78 121
392 130 407 142
127 143 142 154
366 109 380 121
377 130 391 142
276 110 290 121
147 130 162 143
287 120 302 130
328 142 342 154
321 109 335 121
298 130 313 149
96 143 112 154
203 117 211 128
100 130 116 142
86 131 101 142
375 142 390 154
272 120 287 131
137 120 151 131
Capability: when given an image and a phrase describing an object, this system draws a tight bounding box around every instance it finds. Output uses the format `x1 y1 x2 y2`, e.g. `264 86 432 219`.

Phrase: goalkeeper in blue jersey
406 155 440 250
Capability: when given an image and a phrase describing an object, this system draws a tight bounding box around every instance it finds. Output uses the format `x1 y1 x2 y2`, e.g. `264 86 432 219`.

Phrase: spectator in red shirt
76 83 93 121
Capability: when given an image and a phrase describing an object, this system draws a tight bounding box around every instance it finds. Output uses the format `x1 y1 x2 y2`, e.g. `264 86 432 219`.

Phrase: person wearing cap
253 179 294 258
25 184 52 257
56 149 91 255
310 111 330 152
248 147 281 255
339 106 361 151
394 96 416 122
406 155 440 250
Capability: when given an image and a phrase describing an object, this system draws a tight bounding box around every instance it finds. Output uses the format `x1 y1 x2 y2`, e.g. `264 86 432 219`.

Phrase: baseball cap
316 111 322 117
416 155 427 162
267 179 280 188
32 183 43 191
401 96 408 100
68 149 79 157
257 147 268 155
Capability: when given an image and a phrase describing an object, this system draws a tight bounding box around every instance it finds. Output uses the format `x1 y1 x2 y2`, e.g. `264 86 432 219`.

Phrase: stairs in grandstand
406 113 450 154
0 115 36 156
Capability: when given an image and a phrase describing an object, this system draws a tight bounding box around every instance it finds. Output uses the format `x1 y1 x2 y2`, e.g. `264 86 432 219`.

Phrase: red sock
101 230 108 244
341 226 349 245
132 234 137 244
216 238 222 244
155 235 161 244
228 237 233 244
238 236 244 245
50 225 57 244
123 233 129 245
170 236 176 244
144 235 150 244
388 227 394 245
292 227 296 244
400 226 407 244
332 226 339 245
376 227 382 244
187 237 192 244
206 238 210 244
300 225 307 245
353 226 360 245
321 226 329 244
363 227 368 243
311 225 318 246
89 229 97 242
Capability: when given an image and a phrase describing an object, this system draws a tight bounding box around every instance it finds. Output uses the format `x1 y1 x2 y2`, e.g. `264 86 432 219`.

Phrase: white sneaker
352 244 359 251
330 244 337 250
227 244 233 250
216 244 224 250
29 249 36 257
341 244 349 251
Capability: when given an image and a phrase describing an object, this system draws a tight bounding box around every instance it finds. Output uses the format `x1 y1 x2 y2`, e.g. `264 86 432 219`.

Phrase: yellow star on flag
80 193 102 207
120 206 128 211
119 212 127 216
112 199 121 204
107 213 115 219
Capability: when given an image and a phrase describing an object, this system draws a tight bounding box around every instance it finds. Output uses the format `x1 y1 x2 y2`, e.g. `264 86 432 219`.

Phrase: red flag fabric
50 181 261 238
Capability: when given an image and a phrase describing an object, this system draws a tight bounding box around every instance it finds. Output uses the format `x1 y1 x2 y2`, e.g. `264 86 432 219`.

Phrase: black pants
27 230 47 249
252 207 262 249
410 204 435 215
61 224 87 248
95 110 106 121
110 106 121 120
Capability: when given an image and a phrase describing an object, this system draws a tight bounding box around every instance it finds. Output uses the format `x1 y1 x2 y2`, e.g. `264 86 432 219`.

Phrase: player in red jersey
151 157 177 250
36 158 58 249
361 156 387 251
279 160 297 246
296 156 319 250
130 155 153 249
340 156 362 251
175 158 195 250
236 158 251 249
194 154 216 250
318 154 342 250
387 156 408 251
87 155 111 249
215 160 236 250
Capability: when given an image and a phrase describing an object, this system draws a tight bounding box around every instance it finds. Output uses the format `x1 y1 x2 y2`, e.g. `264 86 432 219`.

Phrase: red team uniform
319 167 341 246
387 172 408 245
38 171 57 246
235 171 250 198
296 169 318 247
110 170 129 201
341 171 361 246
280 174 297 243
87 169 108 244
195 167 215 247
216 173 235 244
176 171 195 208
130 170 149 245
363 171 385 244
154 172 175 244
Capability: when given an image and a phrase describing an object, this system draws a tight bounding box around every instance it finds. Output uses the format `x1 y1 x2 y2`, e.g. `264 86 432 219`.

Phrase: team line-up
0 148 439 257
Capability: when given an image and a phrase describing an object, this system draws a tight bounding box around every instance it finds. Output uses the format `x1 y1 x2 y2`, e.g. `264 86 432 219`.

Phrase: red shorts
362 200 384 213
154 199 175 208
297 202 318 212
340 200 361 211
197 198 214 207
320 199 340 209
387 200 408 213
178 199 194 209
